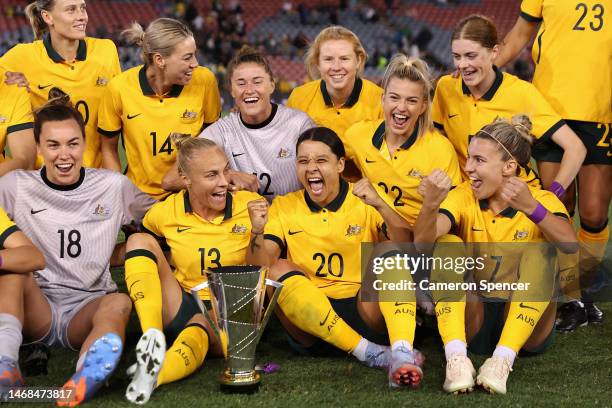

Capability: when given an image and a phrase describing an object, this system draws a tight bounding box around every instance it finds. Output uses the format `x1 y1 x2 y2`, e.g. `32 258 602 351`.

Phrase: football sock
379 301 415 348
444 339 467 360
125 249 163 332
157 324 209 386
578 222 609 298
0 313 21 361
557 251 581 302
391 340 412 352
498 301 548 353
276 272 361 353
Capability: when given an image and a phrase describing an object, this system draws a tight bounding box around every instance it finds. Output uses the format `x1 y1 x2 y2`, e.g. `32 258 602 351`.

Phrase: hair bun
510 114 533 143
169 132 192 150
46 87 71 107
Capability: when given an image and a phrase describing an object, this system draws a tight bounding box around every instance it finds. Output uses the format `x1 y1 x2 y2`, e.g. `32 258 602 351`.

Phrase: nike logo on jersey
127 113 141 120
365 158 376 163
448 114 459 119
232 152 245 158
319 309 332 326
471 227 483 232
394 301 411 306
519 302 539 312
30 208 47 214
38 84 52 90
177 227 192 233
288 230 303 235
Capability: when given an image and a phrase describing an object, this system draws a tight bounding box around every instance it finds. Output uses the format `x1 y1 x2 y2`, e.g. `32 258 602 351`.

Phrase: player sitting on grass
414 115 578 394
123 134 267 404
0 90 155 405
246 126 430 389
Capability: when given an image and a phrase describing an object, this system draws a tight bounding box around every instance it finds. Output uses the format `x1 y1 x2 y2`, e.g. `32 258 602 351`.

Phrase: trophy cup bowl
191 265 282 393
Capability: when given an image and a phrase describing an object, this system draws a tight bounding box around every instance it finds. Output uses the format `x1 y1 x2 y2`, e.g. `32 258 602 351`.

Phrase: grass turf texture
20 265 612 408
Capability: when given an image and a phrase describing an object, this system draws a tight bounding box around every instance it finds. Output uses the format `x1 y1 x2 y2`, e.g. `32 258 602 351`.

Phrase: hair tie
476 129 517 163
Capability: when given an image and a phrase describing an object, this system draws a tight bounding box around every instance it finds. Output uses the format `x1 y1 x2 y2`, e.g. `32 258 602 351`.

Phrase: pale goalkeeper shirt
0 168 155 295
200 103 314 200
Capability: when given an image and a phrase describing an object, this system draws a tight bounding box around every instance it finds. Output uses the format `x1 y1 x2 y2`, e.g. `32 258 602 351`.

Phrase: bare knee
126 233 161 253
578 213 608 231
268 259 304 281
98 293 132 319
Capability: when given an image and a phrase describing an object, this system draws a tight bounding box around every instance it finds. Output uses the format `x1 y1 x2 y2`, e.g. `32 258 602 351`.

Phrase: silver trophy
191 265 282 393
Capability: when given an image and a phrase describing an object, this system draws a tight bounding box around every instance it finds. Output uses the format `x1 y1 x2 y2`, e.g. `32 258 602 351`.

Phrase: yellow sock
498 301 549 353
378 301 416 346
557 251 580 301
277 272 361 353
157 324 209 386
432 235 466 345
578 224 609 294
125 249 163 332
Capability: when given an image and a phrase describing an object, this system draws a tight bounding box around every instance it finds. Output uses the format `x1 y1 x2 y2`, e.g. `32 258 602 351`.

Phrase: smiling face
181 147 230 215
382 76 427 140
296 140 345 207
38 118 85 185
42 0 88 41
317 39 362 98
465 137 516 200
230 62 275 124
158 36 199 86
451 38 498 91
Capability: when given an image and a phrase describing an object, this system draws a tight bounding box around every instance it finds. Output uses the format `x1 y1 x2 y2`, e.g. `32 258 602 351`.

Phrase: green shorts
468 300 555 356
164 290 210 345
287 295 389 357
533 120 611 165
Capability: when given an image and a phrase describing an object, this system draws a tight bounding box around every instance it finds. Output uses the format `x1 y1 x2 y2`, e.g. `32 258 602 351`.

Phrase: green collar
138 66 184 97
320 77 362 108
43 34 87 63
183 190 233 220
461 65 503 101
304 179 349 213
478 199 518 218
371 122 419 151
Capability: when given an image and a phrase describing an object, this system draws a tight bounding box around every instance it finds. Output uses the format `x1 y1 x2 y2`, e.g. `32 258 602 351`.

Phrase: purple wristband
548 181 565 199
528 203 548 224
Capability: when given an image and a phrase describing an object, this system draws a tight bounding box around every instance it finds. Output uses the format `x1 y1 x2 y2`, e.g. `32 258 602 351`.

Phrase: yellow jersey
142 189 263 298
0 206 19 249
521 0 612 123
432 68 563 182
0 70 33 162
344 119 462 226
0 35 120 168
97 65 221 199
265 180 385 299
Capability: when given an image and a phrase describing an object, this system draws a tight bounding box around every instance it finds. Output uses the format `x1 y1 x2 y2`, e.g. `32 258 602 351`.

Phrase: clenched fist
247 199 269 234
417 169 452 207
500 177 537 214
352 178 384 208
228 170 259 192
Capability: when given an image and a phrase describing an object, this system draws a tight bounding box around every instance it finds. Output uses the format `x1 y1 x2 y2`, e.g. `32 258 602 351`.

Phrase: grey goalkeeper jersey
0 168 155 296
200 103 314 200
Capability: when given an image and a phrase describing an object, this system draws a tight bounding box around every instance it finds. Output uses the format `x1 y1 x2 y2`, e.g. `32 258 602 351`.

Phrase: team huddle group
0 0 609 405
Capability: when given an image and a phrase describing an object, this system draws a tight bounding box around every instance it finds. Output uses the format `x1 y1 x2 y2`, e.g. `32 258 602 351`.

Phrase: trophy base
219 369 261 394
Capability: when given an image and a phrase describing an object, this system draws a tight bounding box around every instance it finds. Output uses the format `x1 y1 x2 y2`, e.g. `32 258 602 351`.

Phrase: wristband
0 254 3 268
528 203 548 224
548 181 565 199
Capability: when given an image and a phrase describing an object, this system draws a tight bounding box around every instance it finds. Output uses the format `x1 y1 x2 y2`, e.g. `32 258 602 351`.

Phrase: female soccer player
0 69 37 174
495 1 611 331
343 54 462 228
287 26 383 179
0 91 155 405
123 134 265 404
414 115 577 394
98 18 221 200
432 15 585 188
0 0 121 168
163 45 314 199
247 126 436 389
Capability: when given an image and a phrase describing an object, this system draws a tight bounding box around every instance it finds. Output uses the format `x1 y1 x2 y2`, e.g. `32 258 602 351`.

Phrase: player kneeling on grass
246 126 429 388
414 115 578 394
123 134 267 404
0 90 155 405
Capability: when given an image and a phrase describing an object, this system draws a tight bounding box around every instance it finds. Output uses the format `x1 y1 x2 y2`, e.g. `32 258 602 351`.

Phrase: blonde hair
304 26 367 79
381 54 434 139
474 114 534 170
170 133 219 174
122 18 193 66
25 0 55 40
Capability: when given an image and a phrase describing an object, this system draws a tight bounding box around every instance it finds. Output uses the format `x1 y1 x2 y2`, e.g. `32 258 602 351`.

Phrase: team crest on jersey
231 224 248 234
92 204 111 217
513 229 529 241
0 115 6 124
345 224 363 236
408 168 424 179
95 76 109 86
180 109 198 123
277 148 292 159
